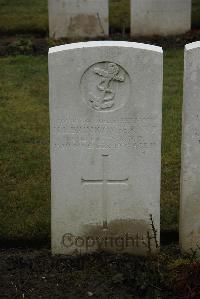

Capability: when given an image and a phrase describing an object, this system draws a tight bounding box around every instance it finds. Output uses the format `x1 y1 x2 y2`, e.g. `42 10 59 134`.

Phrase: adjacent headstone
131 0 191 37
48 0 109 39
180 42 200 254
49 41 163 255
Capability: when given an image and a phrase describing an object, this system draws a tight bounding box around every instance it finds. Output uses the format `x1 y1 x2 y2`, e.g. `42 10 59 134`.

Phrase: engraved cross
81 154 129 229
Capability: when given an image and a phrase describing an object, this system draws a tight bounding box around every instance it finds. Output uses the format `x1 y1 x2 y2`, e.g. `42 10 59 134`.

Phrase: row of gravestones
49 40 200 256
48 0 192 39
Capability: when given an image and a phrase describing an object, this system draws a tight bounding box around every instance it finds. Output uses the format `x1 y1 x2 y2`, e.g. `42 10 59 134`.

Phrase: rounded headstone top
185 41 200 51
49 41 163 55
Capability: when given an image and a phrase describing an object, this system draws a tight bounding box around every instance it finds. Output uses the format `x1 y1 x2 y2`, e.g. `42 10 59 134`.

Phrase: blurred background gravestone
48 0 109 39
131 0 192 37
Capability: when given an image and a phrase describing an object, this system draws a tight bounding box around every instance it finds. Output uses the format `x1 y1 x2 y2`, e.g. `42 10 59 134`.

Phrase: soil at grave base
0 29 200 56
0 247 174 299
1 247 200 298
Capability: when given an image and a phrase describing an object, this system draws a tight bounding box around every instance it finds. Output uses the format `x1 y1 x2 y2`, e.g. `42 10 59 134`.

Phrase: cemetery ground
1 50 199 299
1 0 200 298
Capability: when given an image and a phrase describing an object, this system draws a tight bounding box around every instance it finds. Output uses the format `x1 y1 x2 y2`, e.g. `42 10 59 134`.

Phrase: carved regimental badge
90 63 125 110
81 62 130 112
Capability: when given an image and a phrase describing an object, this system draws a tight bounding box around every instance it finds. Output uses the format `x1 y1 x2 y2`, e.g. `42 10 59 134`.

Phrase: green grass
0 50 183 241
110 0 130 33
0 0 199 35
192 0 200 29
0 0 48 35
162 49 184 232
0 56 50 242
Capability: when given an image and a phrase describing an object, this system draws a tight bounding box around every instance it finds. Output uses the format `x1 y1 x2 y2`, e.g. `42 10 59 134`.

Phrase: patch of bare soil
0 247 172 298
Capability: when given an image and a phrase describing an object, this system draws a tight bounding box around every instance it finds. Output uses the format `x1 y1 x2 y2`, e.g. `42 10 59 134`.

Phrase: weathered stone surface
48 0 109 39
49 41 163 255
180 41 200 254
131 0 191 37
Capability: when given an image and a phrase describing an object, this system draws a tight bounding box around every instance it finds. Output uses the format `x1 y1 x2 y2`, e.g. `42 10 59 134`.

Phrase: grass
110 0 130 33
192 0 200 29
0 0 199 35
0 0 48 35
162 49 184 232
0 56 50 242
0 49 184 242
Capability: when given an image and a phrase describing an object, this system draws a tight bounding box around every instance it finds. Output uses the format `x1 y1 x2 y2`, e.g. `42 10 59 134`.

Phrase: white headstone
131 0 191 37
49 41 163 255
48 0 109 39
180 41 200 254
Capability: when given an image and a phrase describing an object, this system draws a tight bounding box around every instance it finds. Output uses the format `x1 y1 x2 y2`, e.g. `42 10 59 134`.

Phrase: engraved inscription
53 116 158 153
81 154 129 229
80 62 130 112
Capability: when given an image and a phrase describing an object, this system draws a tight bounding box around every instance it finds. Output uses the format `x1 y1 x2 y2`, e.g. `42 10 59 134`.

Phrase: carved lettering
53 116 158 153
